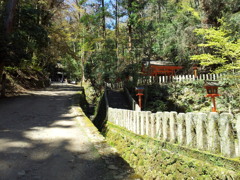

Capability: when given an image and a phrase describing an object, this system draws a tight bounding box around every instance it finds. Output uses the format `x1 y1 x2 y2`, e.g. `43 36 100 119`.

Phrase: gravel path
0 83 135 180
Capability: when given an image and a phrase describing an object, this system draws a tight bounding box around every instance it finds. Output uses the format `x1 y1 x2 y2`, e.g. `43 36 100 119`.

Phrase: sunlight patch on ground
23 116 88 155
0 139 32 152
24 126 74 141
50 120 75 127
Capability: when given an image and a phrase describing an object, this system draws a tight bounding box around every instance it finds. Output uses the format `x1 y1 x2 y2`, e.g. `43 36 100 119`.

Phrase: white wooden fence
106 73 225 89
139 73 224 85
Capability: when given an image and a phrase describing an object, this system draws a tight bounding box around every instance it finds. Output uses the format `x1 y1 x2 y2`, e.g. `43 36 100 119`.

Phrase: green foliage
84 36 119 92
144 84 188 113
1 0 240 96
46 0 240 94
152 1 201 64
191 26 240 73
217 76 240 113
145 78 240 114
62 55 82 81
0 0 66 73
145 99 167 112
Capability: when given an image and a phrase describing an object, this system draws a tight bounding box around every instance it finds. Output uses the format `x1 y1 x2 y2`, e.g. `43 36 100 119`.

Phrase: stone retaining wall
105 123 240 179
108 108 240 158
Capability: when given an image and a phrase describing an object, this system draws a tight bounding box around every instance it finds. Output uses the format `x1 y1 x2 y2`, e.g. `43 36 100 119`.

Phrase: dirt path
0 83 134 180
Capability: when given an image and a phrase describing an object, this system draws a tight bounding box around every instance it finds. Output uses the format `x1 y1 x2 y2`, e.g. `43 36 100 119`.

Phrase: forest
0 0 239 96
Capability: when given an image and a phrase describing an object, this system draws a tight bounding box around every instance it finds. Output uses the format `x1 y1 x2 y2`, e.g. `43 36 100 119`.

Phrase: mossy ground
104 122 240 180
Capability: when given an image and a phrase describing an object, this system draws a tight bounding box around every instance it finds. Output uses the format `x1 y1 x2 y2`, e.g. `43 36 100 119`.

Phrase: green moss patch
104 122 240 179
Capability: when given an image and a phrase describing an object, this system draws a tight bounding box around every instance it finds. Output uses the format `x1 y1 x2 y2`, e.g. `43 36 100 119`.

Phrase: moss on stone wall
104 122 240 179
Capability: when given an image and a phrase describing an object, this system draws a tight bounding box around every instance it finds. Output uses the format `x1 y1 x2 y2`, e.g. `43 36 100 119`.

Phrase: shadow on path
0 83 134 180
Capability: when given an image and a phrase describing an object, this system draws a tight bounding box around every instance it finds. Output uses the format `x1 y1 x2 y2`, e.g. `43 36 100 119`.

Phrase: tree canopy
0 0 239 93
191 26 240 73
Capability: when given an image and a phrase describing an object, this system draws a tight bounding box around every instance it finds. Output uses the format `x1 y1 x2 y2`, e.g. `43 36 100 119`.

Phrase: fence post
190 75 193 81
107 107 111 122
170 112 178 143
150 113 156 138
156 112 163 139
122 110 126 127
178 75 181 82
163 112 170 141
203 74 206 80
236 114 240 157
119 109 125 127
140 111 145 135
145 111 151 136
213 74 216 80
177 113 186 145
115 109 118 125
129 110 133 131
195 113 207 150
162 76 165 84
126 110 129 129
137 111 141 135
108 108 112 123
118 109 122 126
185 113 196 147
133 111 137 133
126 110 129 130
128 110 133 131
181 75 185 81
207 112 221 154
219 113 235 157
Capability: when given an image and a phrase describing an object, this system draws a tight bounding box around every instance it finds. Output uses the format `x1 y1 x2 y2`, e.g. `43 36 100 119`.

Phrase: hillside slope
2 68 50 96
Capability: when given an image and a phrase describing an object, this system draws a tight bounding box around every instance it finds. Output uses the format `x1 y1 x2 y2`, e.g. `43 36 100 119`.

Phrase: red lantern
136 87 144 109
204 81 220 112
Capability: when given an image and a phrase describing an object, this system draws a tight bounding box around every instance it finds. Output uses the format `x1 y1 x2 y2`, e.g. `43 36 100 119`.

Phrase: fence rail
107 108 240 158
106 73 226 89
138 73 225 85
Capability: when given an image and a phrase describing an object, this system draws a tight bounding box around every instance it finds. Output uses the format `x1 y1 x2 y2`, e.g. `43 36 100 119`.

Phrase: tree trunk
0 0 18 97
101 0 106 39
199 0 224 26
157 0 161 21
4 0 18 34
127 0 133 64
115 0 119 68
128 23 132 52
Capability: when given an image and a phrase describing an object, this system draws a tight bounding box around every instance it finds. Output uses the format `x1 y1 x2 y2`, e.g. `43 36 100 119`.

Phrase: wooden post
138 94 142 108
211 96 217 112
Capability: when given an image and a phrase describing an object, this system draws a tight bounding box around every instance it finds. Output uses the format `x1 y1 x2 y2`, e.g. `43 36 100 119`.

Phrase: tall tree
0 0 18 97
101 0 106 38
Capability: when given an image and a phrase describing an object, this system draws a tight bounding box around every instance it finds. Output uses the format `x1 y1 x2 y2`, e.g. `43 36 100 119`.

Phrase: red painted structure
204 81 220 112
135 87 144 109
141 61 183 76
